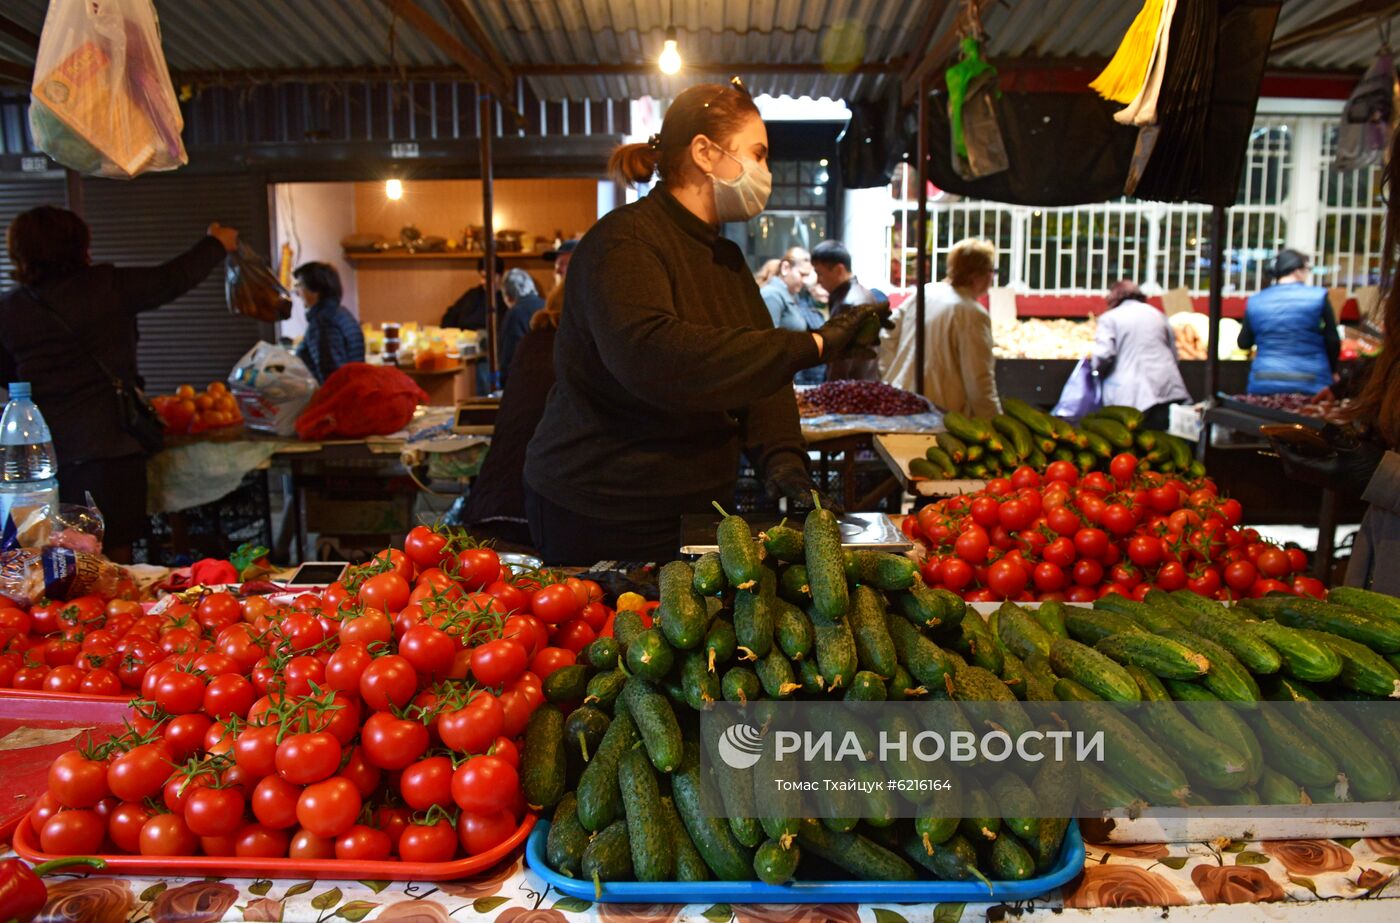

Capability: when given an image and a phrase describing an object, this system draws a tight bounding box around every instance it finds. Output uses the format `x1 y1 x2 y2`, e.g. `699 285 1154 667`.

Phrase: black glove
765 462 844 514
816 304 893 360
1271 427 1384 498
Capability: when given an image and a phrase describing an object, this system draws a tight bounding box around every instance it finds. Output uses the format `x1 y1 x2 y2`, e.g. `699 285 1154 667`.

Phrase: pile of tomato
26 527 616 865
903 455 1325 603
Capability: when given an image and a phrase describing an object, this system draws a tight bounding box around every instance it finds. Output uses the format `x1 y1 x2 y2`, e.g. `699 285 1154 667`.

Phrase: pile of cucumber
908 398 1202 481
986 589 1400 810
524 501 1075 891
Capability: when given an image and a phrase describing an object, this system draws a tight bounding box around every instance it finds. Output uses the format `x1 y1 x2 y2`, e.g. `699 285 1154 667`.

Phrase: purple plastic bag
1052 357 1102 422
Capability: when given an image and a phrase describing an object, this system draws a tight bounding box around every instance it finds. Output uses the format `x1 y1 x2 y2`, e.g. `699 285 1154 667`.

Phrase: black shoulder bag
24 288 165 454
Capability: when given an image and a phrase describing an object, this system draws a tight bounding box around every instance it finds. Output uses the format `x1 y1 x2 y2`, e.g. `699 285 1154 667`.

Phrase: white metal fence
887 115 1383 298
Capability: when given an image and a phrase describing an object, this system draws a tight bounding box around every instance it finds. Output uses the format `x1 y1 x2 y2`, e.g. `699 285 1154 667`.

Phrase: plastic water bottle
0 382 58 544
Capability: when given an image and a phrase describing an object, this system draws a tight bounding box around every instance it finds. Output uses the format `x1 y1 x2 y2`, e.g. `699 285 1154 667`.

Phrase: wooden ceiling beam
900 0 955 101
0 13 40 53
440 0 514 89
1269 0 1400 53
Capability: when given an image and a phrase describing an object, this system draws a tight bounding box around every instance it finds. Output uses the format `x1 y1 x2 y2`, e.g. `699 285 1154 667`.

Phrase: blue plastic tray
526 820 1085 904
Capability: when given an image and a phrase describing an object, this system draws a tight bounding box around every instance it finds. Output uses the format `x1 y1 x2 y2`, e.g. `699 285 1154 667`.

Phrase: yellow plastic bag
1090 0 1166 104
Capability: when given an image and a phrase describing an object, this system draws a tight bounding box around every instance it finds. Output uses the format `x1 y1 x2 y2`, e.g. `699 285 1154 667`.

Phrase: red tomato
38 810 103 855
985 477 1013 496
487 736 520 768
1256 547 1291 579
940 558 974 591
1100 504 1137 537
1009 466 1041 490
470 639 528 687
404 526 451 570
578 602 611 632
337 746 384 798
234 725 281 778
108 801 155 853
1148 484 1181 514
196 593 242 631
276 732 342 785
1071 559 1103 587
457 548 503 591
336 824 392 861
252 774 302 829
399 624 457 680
236 823 291 858
439 694 504 754
42 665 83 693
296 777 362 839
1217 498 1243 527
1046 506 1081 537
986 558 1028 599
458 809 517 856
1285 548 1308 574
953 526 990 564
485 580 528 615
530 584 581 625
360 572 411 614
139 813 198 856
1032 562 1067 592
1155 561 1188 591
1108 453 1138 485
1186 567 1222 597
400 756 455 810
339 609 393 648
1044 460 1079 485
997 499 1036 532
289 828 337 859
49 751 111 809
451 755 519 815
1073 527 1110 561
529 646 576 680
184 786 245 836
107 742 173 802
1292 575 1327 599
553 619 596 654
1224 560 1258 592
360 712 429 771
969 497 1000 528
359 655 419 711
400 819 458 863
1126 535 1163 568
1251 578 1294 598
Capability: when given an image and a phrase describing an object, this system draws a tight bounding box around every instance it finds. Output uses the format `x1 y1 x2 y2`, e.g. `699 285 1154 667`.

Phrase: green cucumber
888 614 954 689
951 664 1034 739
887 663 927 700
1162 682 1264 785
1175 609 1282 675
932 587 968 627
1252 597 1400 653
584 637 620 671
1081 430 1114 459
753 839 800 885
1099 405 1145 432
1157 629 1260 706
679 649 720 711
625 629 675 683
803 497 849 620
960 610 1003 674
843 670 888 701
546 792 589 876
959 783 1002 841
671 744 753 879
1093 595 1183 633
1078 761 1143 812
896 580 951 630
576 710 639 831
1125 666 1251 791
1094 631 1210 680
734 586 774 660
995 601 1055 659
659 795 710 881
1065 608 1145 645
778 565 812 606
909 457 940 479
1077 699 1191 804
923 446 958 478
1256 767 1306 805
990 773 1040 842
989 835 1036 881
721 666 762 704
796 820 917 880
1286 698 1398 801
564 705 611 766
544 664 592 703
620 679 683 773
618 747 675 881
773 599 814 662
1297 629 1400 699
755 647 801 699
1049 638 1141 702
944 411 999 447
852 550 917 591
713 502 762 589
1327 586 1400 626
797 656 825 695
1002 396 1057 438
1247 620 1342 682
613 609 648 648
936 431 970 463
1082 416 1133 449
1053 677 1102 701
1033 600 1070 640
891 830 988 885
658 560 710 649
705 617 737 673
584 669 627 710
809 606 859 692
581 819 633 882
1000 649 1030 699
1247 706 1340 788
849 585 898 677
761 521 805 562
691 552 728 597
993 414 1035 459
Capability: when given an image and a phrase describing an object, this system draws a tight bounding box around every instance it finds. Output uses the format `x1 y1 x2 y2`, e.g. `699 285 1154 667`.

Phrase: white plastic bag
227 343 318 437
29 0 187 179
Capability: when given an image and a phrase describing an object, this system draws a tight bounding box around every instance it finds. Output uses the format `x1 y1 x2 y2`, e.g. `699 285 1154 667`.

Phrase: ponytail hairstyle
608 80 761 186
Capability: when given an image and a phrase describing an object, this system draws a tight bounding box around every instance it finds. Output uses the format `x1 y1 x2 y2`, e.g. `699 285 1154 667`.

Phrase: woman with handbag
0 206 238 562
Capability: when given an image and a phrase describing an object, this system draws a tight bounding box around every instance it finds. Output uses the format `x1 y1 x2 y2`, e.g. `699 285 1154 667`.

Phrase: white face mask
709 147 772 222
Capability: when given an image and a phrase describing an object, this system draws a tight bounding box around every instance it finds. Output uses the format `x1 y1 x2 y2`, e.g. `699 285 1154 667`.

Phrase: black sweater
0 236 227 464
524 189 819 522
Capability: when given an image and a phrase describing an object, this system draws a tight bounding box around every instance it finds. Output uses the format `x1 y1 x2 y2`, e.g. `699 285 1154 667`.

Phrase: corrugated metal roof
0 0 1394 103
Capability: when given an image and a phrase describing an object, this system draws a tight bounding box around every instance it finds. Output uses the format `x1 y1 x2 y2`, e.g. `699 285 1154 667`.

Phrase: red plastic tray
14 813 536 881
0 693 133 843
0 686 132 705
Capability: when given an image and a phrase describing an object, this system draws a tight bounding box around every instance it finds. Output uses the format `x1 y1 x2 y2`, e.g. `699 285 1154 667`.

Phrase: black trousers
1141 401 1180 433
58 453 148 549
524 484 679 565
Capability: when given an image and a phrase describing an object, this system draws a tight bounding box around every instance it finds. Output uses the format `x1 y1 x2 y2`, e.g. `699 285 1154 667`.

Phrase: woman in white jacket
1091 280 1191 431
881 238 1001 418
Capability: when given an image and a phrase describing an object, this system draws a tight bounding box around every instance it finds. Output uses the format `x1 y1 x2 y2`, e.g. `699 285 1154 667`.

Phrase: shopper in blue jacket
1239 249 1340 395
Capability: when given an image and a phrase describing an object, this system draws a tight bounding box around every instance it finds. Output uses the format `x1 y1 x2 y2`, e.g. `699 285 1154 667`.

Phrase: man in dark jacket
496 268 545 385
812 239 884 380
293 262 364 384
442 257 507 393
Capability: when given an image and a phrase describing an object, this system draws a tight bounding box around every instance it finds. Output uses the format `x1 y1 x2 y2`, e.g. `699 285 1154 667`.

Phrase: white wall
843 185 896 294
272 183 358 339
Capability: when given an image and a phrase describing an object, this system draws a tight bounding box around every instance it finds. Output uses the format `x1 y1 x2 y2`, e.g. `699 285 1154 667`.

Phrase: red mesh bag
294 363 428 440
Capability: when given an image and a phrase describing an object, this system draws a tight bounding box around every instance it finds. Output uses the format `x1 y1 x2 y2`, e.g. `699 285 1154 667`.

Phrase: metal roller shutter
80 172 270 395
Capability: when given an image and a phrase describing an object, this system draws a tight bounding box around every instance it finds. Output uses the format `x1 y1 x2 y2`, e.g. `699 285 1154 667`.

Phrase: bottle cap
7 382 29 399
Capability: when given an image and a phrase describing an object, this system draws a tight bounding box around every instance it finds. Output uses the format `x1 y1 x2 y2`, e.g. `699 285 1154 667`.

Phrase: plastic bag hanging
29 0 187 178
946 36 998 160
225 242 294 323
1334 48 1399 172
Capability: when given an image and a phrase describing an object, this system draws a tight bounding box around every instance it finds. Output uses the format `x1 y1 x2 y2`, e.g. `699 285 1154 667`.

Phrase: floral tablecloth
21 835 1400 922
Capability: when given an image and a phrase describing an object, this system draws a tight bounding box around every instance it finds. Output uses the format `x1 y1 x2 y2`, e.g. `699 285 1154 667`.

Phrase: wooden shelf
345 251 548 265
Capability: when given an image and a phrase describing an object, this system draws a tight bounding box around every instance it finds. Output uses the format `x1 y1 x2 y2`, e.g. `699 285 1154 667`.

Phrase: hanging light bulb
385 178 403 200
658 26 682 75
